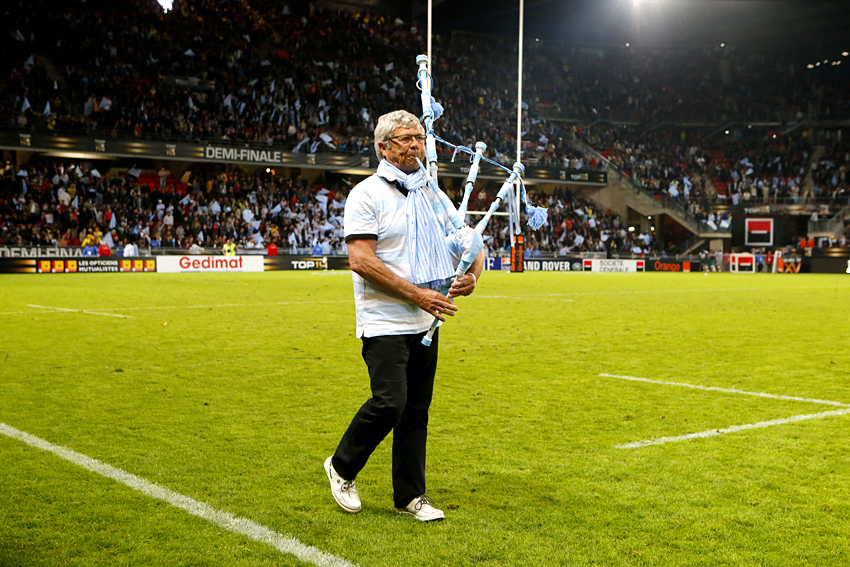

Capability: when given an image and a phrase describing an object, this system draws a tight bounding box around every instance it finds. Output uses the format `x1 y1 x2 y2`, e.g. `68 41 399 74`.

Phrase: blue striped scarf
377 160 454 288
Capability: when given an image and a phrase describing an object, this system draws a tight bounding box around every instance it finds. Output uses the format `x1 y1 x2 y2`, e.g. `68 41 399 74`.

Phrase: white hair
373 110 421 158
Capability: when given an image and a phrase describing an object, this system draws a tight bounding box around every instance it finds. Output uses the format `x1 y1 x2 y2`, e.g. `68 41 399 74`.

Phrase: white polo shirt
344 174 453 338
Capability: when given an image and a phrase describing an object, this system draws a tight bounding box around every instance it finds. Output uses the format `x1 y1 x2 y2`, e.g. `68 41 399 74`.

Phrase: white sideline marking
21 300 353 314
599 373 849 407
108 300 352 311
616 408 850 449
477 295 574 302
80 310 133 318
477 285 843 300
0 423 357 567
27 304 133 319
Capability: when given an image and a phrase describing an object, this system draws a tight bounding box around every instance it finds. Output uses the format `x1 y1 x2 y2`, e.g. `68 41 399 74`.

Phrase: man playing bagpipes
324 55 546 522
324 109 482 522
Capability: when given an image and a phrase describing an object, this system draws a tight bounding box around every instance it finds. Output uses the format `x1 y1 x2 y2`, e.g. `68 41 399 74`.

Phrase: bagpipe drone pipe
413 54 548 346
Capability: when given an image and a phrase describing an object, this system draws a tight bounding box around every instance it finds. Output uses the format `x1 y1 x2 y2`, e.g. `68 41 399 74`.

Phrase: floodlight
625 42 630 47
157 0 172 12
720 43 725 48
807 64 814 69
843 52 849 57
725 130 730 134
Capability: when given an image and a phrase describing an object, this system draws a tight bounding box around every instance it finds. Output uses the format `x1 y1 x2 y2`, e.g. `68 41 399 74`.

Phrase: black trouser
332 329 438 509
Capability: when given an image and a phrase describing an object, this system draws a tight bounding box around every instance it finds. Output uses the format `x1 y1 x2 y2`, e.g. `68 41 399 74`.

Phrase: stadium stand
1 0 848 253
1 160 645 256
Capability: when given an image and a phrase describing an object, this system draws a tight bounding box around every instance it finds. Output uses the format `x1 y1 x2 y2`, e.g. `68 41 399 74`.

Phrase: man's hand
447 249 484 300
415 288 458 322
447 273 477 299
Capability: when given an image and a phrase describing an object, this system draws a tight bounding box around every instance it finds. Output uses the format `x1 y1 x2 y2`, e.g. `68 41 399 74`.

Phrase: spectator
98 240 111 257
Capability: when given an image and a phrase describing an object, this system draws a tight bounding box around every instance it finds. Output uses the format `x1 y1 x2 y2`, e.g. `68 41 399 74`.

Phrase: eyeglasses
389 134 426 146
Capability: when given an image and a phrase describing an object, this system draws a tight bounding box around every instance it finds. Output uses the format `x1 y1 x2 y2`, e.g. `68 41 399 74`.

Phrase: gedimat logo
157 256 265 273
179 256 244 270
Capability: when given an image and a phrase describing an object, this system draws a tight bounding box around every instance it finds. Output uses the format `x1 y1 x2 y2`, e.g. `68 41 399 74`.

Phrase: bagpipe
413 54 548 346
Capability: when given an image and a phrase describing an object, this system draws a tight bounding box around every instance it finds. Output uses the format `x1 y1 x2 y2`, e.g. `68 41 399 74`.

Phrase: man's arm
347 238 458 322
448 249 484 299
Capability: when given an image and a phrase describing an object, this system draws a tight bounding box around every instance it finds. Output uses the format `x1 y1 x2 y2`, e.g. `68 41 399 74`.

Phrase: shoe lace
341 480 356 493
414 495 433 511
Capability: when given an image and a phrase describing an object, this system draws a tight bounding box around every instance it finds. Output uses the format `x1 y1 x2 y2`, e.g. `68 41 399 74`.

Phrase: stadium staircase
572 137 730 240
587 175 731 239
677 234 709 254
808 204 850 239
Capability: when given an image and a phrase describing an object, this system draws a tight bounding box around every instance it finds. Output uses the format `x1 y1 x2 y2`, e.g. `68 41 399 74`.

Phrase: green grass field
1 270 849 567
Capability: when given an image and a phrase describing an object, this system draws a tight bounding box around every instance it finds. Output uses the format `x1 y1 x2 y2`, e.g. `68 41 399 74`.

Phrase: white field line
616 408 850 449
27 304 133 319
475 295 574 302
113 299 353 311
0 423 357 567
599 373 849 407
476 285 843 300
20 300 353 314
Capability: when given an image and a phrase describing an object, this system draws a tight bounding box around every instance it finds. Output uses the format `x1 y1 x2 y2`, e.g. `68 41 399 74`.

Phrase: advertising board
523 259 584 272
582 259 645 272
156 256 265 273
645 260 697 272
0 258 156 273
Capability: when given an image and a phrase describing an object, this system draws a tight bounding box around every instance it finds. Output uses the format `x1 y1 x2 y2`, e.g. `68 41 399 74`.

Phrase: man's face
379 125 425 174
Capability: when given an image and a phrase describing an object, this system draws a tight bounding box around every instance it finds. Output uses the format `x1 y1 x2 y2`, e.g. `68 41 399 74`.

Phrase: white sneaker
396 495 445 522
324 456 361 513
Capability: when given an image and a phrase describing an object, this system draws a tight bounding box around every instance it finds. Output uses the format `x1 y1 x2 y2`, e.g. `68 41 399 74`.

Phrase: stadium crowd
1 159 660 256
527 42 819 124
5 1 846 162
2 0 848 252
812 136 850 202
2 0 586 165
577 123 850 212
